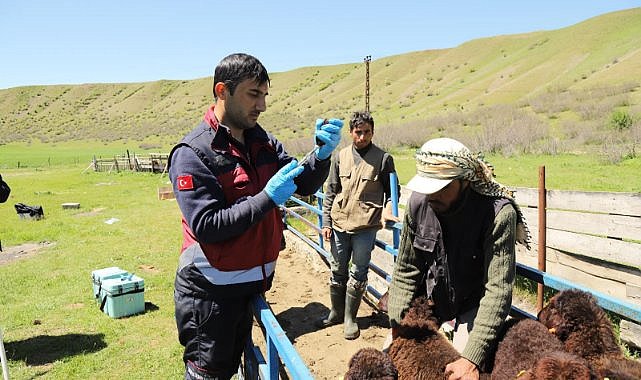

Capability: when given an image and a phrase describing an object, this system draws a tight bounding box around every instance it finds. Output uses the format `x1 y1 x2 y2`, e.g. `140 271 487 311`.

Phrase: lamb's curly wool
517 351 597 380
491 318 567 380
538 289 641 378
350 296 497 379
344 347 397 380
387 297 494 379
599 356 641 380
387 296 461 379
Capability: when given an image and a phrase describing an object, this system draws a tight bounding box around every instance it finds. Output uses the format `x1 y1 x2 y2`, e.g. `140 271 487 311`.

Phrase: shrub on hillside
374 120 426 151
599 119 640 163
527 91 574 115
600 136 636 164
462 105 548 155
576 96 628 121
609 109 634 131
632 121 641 145
560 120 602 149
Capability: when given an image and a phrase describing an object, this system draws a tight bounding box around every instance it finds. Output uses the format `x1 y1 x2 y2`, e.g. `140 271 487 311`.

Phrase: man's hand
381 202 401 227
321 227 332 241
315 118 343 160
445 357 479 380
264 161 305 205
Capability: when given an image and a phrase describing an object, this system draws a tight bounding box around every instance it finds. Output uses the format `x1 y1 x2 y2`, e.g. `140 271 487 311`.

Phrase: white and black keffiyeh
415 148 531 249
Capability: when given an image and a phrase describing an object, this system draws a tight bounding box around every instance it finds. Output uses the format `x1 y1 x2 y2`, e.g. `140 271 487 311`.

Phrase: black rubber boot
316 284 346 328
344 282 365 340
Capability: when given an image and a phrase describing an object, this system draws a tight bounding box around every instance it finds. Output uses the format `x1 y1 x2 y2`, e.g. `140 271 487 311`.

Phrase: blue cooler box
98 273 145 318
91 267 128 302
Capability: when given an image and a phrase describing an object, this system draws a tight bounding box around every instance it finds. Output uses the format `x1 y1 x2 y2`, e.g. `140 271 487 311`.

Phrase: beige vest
330 145 386 232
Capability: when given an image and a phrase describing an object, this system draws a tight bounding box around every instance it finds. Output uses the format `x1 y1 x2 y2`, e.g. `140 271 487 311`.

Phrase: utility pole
364 55 371 112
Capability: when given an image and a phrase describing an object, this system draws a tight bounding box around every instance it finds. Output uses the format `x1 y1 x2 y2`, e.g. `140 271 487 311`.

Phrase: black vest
407 188 508 321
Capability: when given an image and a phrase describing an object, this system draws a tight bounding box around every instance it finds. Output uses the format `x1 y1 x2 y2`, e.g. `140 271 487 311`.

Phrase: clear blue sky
1 1 639 90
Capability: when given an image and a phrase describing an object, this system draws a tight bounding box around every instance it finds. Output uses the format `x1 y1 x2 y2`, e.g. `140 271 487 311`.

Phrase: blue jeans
329 228 377 284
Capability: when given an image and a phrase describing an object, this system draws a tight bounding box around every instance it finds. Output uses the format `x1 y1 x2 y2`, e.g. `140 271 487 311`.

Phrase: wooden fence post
127 150 133 170
537 165 547 312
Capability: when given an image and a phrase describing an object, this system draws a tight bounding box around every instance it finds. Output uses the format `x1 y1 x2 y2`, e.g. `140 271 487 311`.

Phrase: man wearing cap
387 138 530 379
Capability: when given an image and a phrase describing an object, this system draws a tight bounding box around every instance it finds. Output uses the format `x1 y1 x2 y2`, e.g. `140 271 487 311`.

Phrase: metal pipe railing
246 295 314 380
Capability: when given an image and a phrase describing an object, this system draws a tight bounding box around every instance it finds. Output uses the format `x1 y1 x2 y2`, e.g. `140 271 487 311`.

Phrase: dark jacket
169 105 330 284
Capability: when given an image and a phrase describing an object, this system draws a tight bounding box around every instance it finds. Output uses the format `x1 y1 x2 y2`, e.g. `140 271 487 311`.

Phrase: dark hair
213 53 270 99
349 111 374 132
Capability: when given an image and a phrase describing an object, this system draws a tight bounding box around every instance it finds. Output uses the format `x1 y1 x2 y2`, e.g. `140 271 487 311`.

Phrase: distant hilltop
1 7 640 160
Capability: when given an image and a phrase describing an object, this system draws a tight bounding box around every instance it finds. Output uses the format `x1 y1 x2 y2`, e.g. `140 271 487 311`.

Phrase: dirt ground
258 231 391 380
0 241 56 265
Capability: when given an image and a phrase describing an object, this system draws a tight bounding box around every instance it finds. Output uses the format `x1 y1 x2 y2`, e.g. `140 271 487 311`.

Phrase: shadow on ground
5 333 107 365
275 301 327 342
145 301 159 313
276 301 389 342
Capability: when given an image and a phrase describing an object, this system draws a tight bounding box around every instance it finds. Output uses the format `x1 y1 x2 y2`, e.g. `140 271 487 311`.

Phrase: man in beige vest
317 111 400 339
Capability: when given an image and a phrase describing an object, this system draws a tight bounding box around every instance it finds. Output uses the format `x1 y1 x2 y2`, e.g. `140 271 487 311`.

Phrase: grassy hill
1 7 640 160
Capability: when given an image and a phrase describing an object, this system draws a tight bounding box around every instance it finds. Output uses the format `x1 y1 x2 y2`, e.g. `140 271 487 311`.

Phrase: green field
0 141 173 169
0 167 184 378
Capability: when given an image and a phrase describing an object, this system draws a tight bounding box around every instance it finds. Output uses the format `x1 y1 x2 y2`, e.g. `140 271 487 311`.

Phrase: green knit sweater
387 193 517 367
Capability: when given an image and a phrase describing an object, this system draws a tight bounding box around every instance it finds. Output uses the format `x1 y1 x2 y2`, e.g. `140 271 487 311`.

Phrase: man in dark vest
169 53 343 380
387 138 530 379
317 111 400 339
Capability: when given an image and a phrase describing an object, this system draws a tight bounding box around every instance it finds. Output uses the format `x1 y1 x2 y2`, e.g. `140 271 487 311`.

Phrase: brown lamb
491 318 569 380
344 347 398 380
517 350 597 380
538 289 641 378
387 296 490 379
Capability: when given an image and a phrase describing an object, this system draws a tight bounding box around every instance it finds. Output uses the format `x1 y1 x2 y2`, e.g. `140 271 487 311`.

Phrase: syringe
298 119 328 167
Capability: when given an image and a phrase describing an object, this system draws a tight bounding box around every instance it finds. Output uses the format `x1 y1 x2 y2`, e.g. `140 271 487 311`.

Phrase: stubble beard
227 108 259 131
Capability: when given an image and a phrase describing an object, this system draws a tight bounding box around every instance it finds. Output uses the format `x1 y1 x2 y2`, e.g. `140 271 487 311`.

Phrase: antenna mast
364 55 371 112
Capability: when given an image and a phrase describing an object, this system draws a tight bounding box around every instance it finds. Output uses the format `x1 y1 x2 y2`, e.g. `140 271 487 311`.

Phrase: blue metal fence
515 264 641 321
244 295 314 380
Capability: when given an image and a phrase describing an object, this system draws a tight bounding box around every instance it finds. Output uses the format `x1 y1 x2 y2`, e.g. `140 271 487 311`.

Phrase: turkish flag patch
177 175 194 191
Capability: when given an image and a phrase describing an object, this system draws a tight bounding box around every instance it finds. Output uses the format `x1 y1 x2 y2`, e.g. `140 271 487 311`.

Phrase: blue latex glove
264 160 305 205
315 118 343 160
